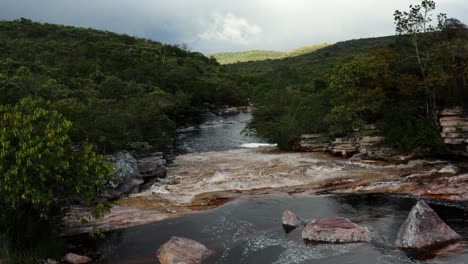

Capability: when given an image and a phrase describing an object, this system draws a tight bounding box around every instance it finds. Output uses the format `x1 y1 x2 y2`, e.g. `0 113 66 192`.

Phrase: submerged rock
395 200 461 249
302 217 372 243
64 253 92 264
282 209 303 228
157 236 214 264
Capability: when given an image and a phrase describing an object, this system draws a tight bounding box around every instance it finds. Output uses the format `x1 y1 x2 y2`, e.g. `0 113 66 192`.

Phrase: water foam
241 143 277 148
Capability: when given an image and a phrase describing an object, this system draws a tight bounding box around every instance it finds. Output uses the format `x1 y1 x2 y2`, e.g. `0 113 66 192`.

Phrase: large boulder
395 200 461 249
282 209 303 228
157 236 214 264
64 253 92 264
107 151 144 196
302 217 372 243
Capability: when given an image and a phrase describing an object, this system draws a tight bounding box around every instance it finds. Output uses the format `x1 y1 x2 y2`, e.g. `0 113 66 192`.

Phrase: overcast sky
1 0 467 53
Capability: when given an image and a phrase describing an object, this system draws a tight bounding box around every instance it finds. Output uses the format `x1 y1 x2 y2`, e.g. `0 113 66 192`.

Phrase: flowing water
175 112 270 154
72 113 468 263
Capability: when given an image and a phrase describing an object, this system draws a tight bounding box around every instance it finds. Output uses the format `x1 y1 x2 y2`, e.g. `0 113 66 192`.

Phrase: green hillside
0 18 247 153
210 43 330 64
227 36 397 82
236 19 468 151
210 50 285 64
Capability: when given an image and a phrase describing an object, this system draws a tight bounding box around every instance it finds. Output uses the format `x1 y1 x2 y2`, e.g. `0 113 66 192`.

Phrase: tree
325 51 395 135
394 0 447 122
0 97 114 248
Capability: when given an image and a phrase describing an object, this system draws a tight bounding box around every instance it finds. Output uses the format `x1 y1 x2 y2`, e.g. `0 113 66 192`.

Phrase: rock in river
302 217 372 243
395 200 461 249
157 236 214 264
282 209 303 228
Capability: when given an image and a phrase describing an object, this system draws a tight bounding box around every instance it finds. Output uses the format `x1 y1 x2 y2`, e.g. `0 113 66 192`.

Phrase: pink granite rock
395 200 461 249
282 209 303 228
302 217 372 243
157 236 214 264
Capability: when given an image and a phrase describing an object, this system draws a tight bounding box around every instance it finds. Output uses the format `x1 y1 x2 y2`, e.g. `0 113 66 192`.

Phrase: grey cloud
0 0 467 53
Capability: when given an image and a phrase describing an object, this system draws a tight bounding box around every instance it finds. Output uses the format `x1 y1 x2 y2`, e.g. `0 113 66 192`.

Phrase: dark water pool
71 194 468 264
175 113 266 154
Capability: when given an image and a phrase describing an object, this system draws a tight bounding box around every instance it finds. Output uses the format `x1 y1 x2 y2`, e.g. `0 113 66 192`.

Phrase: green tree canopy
0 97 114 216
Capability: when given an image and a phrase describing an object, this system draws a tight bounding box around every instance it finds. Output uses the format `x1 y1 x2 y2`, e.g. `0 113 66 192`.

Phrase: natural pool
71 194 468 264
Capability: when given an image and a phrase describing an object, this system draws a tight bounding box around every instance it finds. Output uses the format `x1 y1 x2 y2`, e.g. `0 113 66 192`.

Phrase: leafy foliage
0 97 113 211
0 97 114 252
325 51 395 135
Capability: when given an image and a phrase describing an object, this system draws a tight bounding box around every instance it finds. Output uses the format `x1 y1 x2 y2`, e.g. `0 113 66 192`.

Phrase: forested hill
210 43 330 64
235 16 468 151
226 36 396 83
0 19 247 153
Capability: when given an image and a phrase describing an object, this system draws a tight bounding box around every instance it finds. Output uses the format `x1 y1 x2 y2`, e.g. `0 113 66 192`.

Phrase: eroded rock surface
66 148 467 234
157 236 214 264
302 217 372 243
395 200 461 249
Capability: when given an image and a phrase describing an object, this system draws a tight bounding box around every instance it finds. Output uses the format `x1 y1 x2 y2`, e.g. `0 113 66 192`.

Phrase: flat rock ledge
302 217 372 243
395 200 461 249
157 236 214 264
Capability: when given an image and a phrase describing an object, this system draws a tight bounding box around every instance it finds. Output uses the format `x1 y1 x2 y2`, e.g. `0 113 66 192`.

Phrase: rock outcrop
282 209 303 228
106 151 169 196
107 151 144 196
330 137 359 157
395 200 461 249
412 173 468 202
137 153 168 190
64 253 92 264
439 107 468 157
302 217 372 243
157 236 214 264
138 154 167 178
297 134 330 152
297 125 400 159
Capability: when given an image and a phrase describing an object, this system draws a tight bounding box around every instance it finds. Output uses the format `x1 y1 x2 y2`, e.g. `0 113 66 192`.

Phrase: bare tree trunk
414 34 431 120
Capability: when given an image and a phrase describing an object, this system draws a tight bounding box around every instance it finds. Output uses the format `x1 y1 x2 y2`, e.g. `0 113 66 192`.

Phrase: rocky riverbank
64 147 468 235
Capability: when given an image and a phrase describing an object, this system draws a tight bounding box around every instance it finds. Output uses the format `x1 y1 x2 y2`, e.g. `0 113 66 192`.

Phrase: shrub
0 97 114 250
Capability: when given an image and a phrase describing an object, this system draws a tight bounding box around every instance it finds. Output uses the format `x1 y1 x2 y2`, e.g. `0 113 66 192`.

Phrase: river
70 113 468 264
175 112 270 154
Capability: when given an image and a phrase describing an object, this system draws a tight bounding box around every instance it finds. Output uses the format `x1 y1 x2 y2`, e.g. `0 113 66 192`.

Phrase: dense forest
0 18 248 153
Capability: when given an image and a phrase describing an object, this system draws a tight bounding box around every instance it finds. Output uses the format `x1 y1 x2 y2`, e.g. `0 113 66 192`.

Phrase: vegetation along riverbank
0 0 467 263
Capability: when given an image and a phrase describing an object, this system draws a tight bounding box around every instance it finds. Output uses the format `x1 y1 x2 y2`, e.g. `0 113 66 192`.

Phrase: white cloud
198 13 262 44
